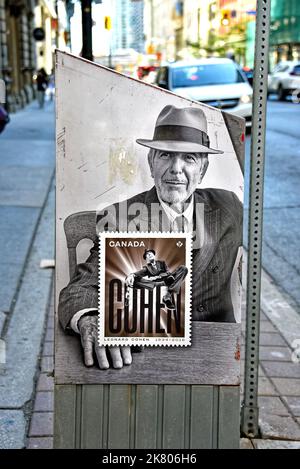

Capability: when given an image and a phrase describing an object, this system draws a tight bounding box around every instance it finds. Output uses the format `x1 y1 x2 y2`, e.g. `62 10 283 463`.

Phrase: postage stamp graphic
98 232 192 347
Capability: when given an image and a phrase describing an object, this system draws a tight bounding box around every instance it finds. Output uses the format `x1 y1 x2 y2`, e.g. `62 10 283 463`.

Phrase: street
244 98 300 313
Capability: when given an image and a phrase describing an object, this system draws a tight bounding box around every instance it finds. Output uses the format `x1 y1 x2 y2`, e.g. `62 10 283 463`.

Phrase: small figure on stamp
125 248 187 310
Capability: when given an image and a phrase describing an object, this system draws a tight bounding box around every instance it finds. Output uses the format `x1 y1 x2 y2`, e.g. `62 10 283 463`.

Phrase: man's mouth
163 180 186 186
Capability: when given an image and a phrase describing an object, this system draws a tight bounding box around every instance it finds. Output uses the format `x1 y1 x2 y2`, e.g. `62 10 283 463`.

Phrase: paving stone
253 439 300 449
0 206 39 265
260 312 269 322
260 269 300 349
37 373 54 392
33 392 54 412
0 410 26 449
42 341 54 357
262 361 300 379
0 137 54 167
29 412 53 437
0 166 52 207
0 188 54 408
27 437 53 449
40 356 54 373
0 190 51 208
240 438 254 449
259 321 278 333
45 328 54 341
259 414 300 441
272 378 300 397
259 333 287 347
258 396 290 416
282 396 300 417
258 377 279 396
46 315 54 329
259 346 292 362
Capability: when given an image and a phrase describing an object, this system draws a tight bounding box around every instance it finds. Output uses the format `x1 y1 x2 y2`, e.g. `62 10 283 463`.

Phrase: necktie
173 215 186 232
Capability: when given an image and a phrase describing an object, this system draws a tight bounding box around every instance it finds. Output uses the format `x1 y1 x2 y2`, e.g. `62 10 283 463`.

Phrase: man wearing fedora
125 248 188 310
58 105 243 370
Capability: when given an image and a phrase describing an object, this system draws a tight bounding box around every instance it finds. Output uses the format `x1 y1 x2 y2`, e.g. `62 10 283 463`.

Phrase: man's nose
169 155 184 173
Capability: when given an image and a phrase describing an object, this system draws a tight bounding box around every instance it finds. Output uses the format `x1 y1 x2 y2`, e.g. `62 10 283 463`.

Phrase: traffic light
104 16 112 30
221 10 230 26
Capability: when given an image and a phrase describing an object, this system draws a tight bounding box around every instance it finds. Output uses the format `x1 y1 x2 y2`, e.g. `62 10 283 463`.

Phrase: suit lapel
193 191 221 276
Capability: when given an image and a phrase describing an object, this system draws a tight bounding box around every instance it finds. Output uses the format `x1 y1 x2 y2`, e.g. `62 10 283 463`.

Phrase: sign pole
241 0 271 438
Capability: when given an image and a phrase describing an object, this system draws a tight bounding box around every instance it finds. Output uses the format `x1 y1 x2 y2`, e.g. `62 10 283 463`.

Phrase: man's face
149 151 208 205
146 251 155 263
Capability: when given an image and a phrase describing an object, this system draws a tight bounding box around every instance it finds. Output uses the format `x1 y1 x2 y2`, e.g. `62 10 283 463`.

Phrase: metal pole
241 0 271 438
81 0 93 61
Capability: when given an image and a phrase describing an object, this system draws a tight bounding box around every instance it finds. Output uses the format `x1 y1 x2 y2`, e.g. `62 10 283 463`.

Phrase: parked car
155 58 253 127
268 61 300 100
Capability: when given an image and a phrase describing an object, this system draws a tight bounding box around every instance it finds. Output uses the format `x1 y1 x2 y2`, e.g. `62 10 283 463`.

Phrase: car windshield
172 64 245 88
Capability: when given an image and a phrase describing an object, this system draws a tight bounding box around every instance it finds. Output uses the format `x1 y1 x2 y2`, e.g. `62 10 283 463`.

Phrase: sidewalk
0 100 55 448
240 266 300 449
26 265 300 450
1 100 300 449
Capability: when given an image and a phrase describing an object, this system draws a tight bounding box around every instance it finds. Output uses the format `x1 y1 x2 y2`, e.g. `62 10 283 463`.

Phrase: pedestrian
36 68 48 109
47 70 55 102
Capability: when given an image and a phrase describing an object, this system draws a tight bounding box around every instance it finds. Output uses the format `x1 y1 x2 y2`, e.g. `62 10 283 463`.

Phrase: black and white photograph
55 51 244 382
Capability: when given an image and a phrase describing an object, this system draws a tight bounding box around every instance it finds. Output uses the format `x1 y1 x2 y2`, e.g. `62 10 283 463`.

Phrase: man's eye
159 152 171 159
185 154 196 162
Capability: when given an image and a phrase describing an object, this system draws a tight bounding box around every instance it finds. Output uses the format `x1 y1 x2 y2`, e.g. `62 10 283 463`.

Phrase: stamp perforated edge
98 232 192 347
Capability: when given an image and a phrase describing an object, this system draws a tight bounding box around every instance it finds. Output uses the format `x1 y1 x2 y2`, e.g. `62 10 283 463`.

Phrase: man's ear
148 151 154 178
199 156 209 182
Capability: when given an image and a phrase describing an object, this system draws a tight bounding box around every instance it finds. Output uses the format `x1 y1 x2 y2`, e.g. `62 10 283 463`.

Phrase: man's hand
78 315 132 369
125 273 135 287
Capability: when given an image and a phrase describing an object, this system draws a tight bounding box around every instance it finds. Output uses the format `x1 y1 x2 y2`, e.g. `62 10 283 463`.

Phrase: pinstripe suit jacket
58 186 242 330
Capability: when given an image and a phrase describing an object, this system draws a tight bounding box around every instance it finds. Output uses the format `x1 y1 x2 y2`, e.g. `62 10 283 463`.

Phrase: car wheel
277 84 286 101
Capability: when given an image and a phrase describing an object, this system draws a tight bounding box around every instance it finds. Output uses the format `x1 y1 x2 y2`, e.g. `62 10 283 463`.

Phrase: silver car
155 58 253 127
268 61 300 101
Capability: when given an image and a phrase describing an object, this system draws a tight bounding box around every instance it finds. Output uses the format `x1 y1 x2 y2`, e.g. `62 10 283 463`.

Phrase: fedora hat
143 249 156 260
136 105 223 154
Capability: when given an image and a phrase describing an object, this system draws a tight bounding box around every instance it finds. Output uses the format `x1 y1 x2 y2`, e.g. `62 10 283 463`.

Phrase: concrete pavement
0 99 55 448
0 99 299 449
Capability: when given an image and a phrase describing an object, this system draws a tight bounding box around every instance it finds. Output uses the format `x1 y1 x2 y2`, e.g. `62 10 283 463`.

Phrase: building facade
270 0 300 67
0 0 67 112
111 0 144 54
0 0 37 110
143 0 257 65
